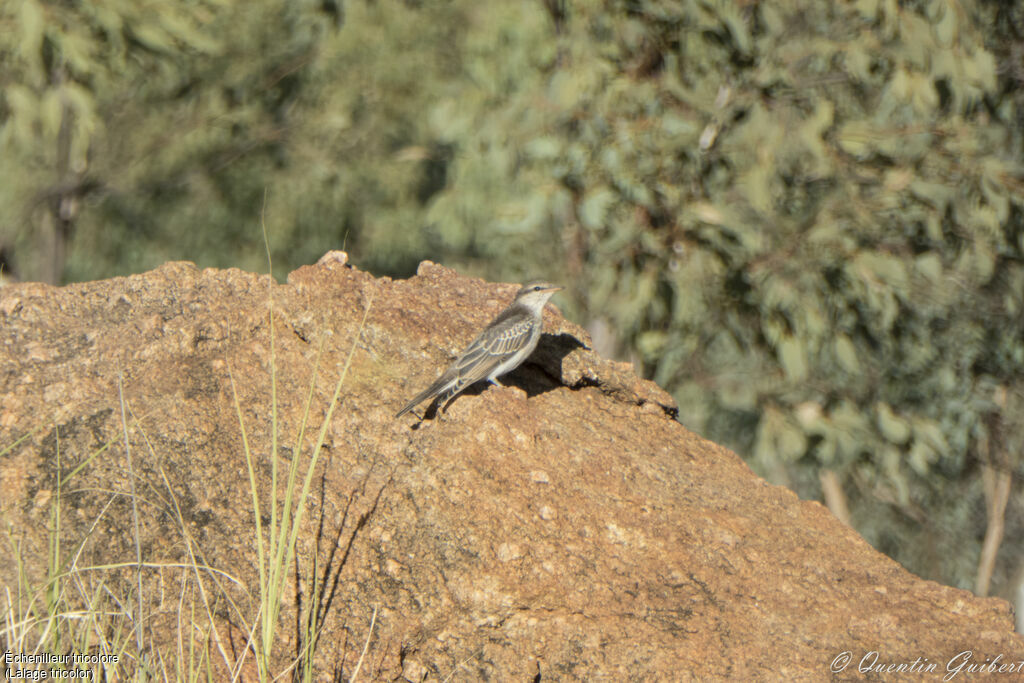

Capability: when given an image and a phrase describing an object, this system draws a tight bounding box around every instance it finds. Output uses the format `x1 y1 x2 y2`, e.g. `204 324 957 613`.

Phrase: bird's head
514 280 563 314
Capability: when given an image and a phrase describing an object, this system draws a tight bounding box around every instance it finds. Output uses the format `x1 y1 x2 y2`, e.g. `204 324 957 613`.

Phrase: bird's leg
488 378 504 387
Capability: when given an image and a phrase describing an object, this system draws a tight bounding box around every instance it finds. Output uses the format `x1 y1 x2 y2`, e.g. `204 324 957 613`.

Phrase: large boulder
0 260 1020 679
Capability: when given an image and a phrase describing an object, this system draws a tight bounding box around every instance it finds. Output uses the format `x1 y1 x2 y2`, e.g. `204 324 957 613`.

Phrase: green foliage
3 0 1024 594
0 0 224 281
0 0 465 281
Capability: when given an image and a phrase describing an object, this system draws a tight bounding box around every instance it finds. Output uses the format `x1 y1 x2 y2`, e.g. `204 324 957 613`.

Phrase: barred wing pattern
450 315 536 391
395 308 538 417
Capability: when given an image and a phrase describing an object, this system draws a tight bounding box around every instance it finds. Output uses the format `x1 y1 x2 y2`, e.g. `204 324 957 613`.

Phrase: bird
396 280 563 418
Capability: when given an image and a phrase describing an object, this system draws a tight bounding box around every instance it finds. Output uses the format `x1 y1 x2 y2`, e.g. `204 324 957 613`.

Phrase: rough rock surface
1 261 1022 680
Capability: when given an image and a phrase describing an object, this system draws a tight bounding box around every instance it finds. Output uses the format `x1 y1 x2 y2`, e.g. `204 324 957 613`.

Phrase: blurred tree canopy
3 0 1023 598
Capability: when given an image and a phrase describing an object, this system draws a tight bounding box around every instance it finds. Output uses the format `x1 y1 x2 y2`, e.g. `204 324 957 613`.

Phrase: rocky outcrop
1 260 1021 679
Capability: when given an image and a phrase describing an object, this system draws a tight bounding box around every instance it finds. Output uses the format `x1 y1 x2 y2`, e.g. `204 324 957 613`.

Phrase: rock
0 261 1021 679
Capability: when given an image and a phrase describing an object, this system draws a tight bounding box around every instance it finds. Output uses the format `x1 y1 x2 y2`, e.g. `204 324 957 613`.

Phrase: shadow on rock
410 332 588 422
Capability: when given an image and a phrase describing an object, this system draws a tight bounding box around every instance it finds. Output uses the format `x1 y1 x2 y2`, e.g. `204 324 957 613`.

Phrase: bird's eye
534 286 542 291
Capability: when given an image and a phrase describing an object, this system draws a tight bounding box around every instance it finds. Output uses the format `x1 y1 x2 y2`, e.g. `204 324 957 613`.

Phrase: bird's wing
395 310 535 418
450 313 535 389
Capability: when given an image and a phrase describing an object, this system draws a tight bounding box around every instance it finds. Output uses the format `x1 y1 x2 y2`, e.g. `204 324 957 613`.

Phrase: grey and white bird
396 280 562 418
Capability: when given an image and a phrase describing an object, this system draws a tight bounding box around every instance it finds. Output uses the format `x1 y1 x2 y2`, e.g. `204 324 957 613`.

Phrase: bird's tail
395 373 458 418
